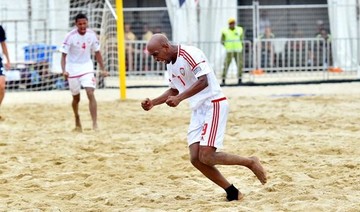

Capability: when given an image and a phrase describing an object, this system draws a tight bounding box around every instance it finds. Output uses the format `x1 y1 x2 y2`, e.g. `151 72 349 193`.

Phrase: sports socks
225 184 239 201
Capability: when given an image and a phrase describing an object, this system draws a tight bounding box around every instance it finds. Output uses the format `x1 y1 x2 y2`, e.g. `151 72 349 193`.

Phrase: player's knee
190 155 200 167
73 95 80 104
73 96 80 103
86 92 95 100
199 152 215 166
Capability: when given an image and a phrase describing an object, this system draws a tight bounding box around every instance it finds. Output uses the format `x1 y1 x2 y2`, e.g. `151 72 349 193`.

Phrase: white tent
328 0 360 76
198 0 237 75
165 0 199 44
165 0 237 75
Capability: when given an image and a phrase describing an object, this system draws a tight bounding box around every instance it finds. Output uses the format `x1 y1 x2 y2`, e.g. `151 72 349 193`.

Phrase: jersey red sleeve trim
179 48 196 69
179 48 207 72
191 60 206 72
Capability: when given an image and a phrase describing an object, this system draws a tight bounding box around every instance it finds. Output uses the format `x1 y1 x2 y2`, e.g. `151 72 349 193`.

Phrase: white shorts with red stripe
68 72 96 95
187 96 229 149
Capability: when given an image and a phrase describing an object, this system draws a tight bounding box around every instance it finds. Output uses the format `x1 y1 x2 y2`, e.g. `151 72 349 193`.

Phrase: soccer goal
3 0 120 91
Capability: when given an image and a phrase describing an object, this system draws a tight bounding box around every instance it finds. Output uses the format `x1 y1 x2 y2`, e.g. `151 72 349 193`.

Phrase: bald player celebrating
141 34 267 201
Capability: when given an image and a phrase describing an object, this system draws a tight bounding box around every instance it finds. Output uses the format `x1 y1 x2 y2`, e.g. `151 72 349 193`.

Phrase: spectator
141 23 153 41
259 26 275 68
125 23 136 71
289 23 303 39
315 28 332 67
308 28 332 67
315 20 325 36
316 28 331 41
60 13 109 131
259 11 271 35
288 23 304 50
0 25 11 121
221 17 244 85
286 23 305 67
141 24 153 71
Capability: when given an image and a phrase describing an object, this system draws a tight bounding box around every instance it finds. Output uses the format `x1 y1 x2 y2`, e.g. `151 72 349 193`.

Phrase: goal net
3 0 119 91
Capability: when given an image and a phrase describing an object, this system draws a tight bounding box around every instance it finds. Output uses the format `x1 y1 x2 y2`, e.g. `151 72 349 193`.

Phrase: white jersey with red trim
166 45 223 110
60 28 100 77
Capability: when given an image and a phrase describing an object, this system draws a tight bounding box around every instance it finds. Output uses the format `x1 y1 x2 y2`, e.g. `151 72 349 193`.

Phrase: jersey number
201 123 208 135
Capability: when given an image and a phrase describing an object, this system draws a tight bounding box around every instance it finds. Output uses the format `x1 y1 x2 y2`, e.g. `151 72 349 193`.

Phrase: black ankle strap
225 184 239 201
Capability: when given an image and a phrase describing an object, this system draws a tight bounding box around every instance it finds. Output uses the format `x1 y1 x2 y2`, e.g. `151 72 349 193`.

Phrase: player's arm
61 53 69 80
141 88 179 111
166 74 208 107
95 51 109 77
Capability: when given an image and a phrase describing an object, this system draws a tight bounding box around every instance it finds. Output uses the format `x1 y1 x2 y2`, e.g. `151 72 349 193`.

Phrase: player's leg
80 73 97 130
68 77 82 132
0 74 5 120
72 93 82 131
189 143 244 201
0 76 5 105
187 102 243 201
85 87 97 130
200 146 267 185
199 98 267 185
189 142 231 188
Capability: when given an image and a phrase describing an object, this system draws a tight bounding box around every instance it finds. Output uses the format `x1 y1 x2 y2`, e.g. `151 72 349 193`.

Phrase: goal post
114 0 127 100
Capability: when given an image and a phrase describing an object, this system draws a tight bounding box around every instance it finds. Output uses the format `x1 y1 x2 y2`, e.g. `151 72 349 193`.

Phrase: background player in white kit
141 34 267 201
60 13 108 131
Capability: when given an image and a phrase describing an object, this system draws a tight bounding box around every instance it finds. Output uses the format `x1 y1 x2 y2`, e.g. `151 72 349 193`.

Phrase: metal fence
118 3 359 86
118 37 357 86
1 2 359 91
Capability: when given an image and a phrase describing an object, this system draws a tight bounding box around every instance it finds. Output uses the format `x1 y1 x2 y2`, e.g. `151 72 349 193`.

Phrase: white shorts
187 97 229 149
68 72 96 95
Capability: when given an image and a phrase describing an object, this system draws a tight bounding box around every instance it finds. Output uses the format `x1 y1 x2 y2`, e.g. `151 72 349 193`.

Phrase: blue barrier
24 44 57 63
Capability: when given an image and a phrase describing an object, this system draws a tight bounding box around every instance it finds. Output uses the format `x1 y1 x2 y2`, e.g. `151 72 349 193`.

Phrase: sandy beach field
0 82 359 211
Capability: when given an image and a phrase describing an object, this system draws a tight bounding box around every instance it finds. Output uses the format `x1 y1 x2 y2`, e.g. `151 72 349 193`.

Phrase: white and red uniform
60 28 100 95
167 45 229 148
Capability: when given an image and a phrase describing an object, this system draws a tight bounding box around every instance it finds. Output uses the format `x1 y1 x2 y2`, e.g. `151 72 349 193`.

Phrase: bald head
146 33 177 64
147 33 170 52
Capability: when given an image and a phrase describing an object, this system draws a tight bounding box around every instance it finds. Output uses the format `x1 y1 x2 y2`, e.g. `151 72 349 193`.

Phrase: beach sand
0 82 359 211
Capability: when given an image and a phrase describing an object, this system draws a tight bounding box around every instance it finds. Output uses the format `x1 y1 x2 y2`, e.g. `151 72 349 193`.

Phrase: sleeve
92 34 101 52
59 33 70 54
191 49 211 78
0 26 6 42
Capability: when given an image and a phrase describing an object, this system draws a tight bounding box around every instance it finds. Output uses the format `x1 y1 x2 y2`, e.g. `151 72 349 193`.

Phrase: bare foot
0 115 4 121
249 156 267 185
92 123 98 131
72 126 83 132
73 116 82 132
238 192 244 201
